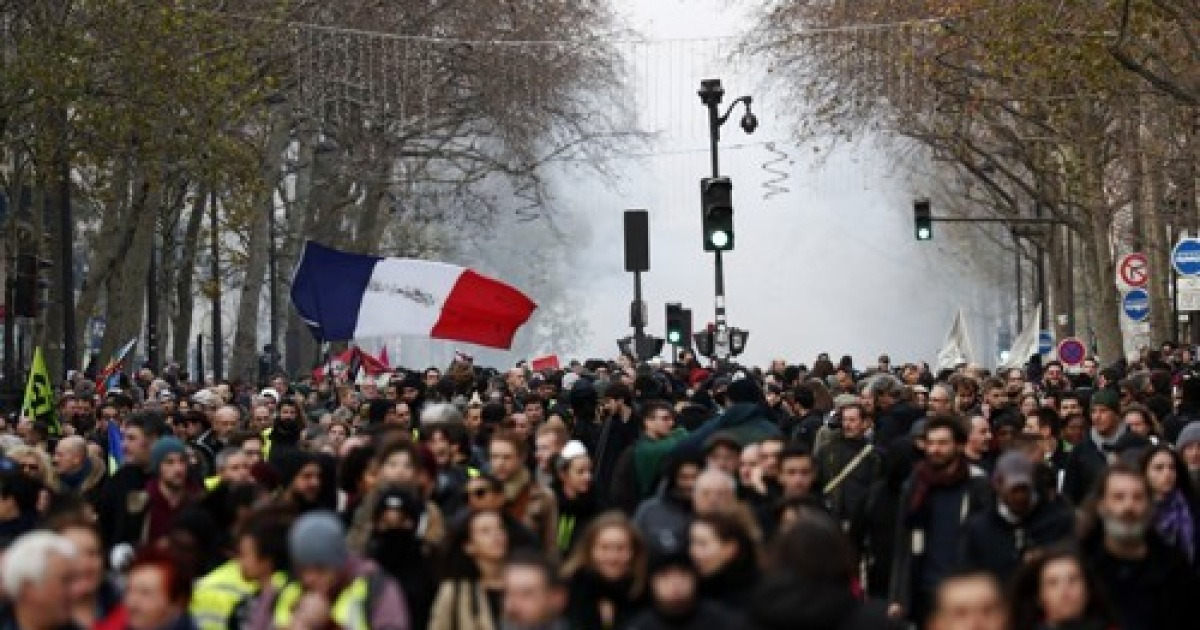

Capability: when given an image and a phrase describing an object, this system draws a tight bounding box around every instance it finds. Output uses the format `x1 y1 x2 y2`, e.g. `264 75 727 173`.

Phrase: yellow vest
271 578 371 630
191 561 286 630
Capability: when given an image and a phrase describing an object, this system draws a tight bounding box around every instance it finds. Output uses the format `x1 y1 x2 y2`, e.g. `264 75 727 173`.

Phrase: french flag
290 241 537 349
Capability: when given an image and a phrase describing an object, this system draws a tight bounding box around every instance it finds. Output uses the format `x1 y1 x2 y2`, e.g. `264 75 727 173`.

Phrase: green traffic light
709 230 730 249
668 331 681 344
917 226 932 241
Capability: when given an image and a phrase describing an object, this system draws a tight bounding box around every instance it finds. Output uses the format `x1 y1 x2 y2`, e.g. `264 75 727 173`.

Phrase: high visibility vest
191 562 286 630
190 561 256 630
262 427 274 461
272 578 371 630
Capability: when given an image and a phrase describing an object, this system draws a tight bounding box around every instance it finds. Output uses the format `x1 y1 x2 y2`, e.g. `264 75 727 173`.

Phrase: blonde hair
6 445 59 491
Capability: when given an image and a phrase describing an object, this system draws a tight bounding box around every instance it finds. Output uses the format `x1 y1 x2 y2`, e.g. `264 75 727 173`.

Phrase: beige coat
428 580 496 630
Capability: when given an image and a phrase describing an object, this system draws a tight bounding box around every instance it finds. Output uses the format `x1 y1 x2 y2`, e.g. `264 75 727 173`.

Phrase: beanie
647 547 695 576
150 437 187 473
271 448 316 488
289 511 348 569
1178 422 1200 451
1090 388 1120 411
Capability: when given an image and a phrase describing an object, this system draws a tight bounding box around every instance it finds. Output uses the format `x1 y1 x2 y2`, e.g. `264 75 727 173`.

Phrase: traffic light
701 177 734 252
665 303 685 345
12 253 50 318
914 199 932 241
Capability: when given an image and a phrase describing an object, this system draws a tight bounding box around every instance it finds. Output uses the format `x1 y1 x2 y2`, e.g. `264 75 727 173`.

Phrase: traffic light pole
702 80 729 361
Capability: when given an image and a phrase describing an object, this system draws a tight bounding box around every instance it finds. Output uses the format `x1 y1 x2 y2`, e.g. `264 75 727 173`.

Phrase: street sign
1116 252 1149 288
1057 337 1087 366
1038 330 1054 355
1179 277 1200 311
1172 238 1200 276
1122 288 1151 322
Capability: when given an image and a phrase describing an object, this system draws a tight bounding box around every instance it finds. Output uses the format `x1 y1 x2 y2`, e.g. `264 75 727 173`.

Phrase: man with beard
142 437 200 546
266 400 304 463
1082 465 1196 630
626 549 740 630
888 417 991 625
870 374 924 449
272 450 322 515
368 486 435 630
100 411 170 547
818 403 881 534
1063 389 1134 504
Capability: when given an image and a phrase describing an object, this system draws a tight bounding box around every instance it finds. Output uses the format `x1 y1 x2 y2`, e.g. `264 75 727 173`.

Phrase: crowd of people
2 344 1200 630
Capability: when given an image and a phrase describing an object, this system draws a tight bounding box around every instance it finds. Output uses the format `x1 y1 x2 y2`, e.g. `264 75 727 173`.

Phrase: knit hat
1089 388 1120 411
150 437 187 473
272 448 316 488
1177 422 1200 451
289 511 348 569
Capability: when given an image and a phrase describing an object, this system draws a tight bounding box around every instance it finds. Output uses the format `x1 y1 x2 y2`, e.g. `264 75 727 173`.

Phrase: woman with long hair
561 512 646 629
1009 547 1117 629
553 441 598 556
688 510 760 609
429 509 508 630
1141 445 1200 568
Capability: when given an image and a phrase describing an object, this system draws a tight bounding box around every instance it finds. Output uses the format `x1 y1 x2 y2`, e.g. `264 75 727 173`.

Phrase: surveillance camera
741 111 758 134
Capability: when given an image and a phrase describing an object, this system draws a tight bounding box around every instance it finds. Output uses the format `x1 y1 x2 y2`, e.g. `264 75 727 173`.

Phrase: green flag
21 347 59 437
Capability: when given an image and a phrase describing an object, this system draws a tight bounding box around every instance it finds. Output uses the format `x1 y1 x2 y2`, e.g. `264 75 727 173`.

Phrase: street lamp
698 78 755 362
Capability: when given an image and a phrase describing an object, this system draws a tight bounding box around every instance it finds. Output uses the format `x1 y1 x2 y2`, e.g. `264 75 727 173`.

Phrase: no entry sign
1116 252 1148 289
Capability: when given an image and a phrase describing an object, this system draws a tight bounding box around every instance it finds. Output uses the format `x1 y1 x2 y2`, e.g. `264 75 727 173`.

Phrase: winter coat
564 570 643 630
96 463 151 548
887 467 991 614
502 469 558 558
674 403 781 454
817 434 882 531
1082 532 1199 630
748 575 902 630
1062 430 1143 505
961 499 1075 582
626 601 741 630
872 401 924 451
428 580 497 630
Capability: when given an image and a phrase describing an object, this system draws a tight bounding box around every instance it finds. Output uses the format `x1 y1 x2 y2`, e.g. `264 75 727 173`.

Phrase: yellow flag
21 347 59 437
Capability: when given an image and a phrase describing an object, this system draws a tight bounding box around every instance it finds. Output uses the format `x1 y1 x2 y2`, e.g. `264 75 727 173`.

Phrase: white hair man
1 531 77 630
420 402 463 428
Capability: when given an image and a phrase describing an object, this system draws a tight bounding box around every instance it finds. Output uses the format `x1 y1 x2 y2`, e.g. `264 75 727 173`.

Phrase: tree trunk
1083 151 1125 363
98 172 157 364
283 126 319 377
228 114 291 385
171 185 208 368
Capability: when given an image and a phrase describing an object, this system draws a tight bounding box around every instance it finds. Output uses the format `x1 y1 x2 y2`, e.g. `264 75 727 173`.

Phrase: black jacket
818 434 882 531
1083 532 1199 630
96 463 151 548
749 575 902 630
873 401 924 450
888 467 992 613
962 498 1075 581
627 600 741 630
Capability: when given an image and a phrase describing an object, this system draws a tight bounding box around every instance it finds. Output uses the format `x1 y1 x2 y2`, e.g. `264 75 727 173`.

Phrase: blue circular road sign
1057 337 1087 366
1173 238 1200 276
1122 288 1151 322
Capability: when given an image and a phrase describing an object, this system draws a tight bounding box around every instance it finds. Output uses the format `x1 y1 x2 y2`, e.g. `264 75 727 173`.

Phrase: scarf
1089 423 1128 456
906 456 969 519
60 457 95 491
1154 489 1195 561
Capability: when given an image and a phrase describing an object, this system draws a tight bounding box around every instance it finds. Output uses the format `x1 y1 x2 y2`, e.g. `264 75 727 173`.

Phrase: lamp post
698 79 756 362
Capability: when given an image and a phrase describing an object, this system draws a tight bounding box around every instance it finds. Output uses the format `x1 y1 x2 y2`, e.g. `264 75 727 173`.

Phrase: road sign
1038 330 1054 355
1179 277 1200 311
1173 238 1200 276
1122 288 1151 322
1057 337 1087 366
1116 252 1149 288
